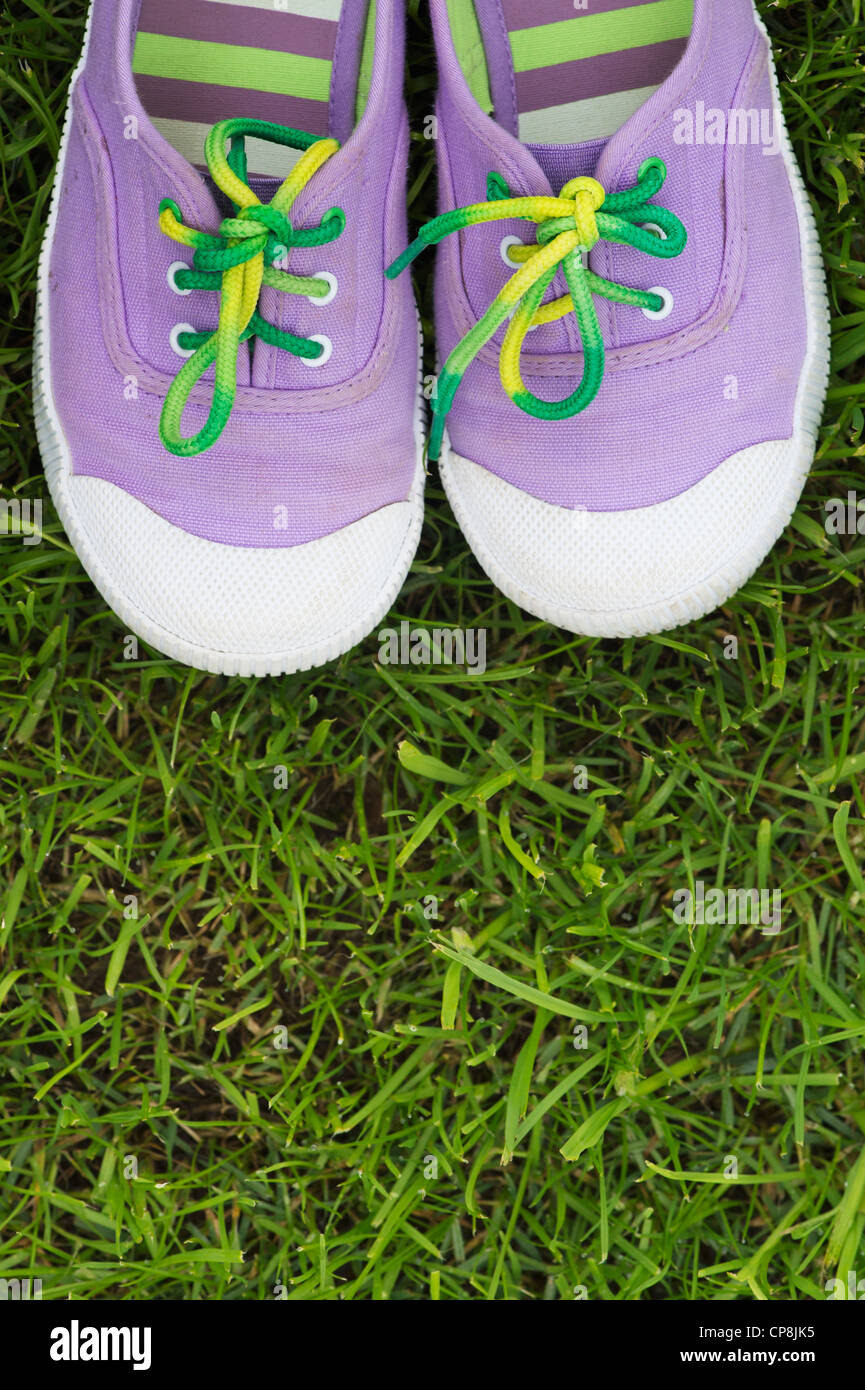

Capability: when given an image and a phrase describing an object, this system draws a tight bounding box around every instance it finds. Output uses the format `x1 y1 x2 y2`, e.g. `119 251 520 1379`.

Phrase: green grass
1 0 864 1301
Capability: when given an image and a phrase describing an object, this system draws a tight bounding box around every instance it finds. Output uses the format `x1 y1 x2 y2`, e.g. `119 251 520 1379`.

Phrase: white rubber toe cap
440 435 814 638
64 472 423 675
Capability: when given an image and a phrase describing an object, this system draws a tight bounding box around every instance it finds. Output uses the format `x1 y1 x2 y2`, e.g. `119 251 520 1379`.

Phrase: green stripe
509 0 693 73
132 32 332 103
446 0 493 114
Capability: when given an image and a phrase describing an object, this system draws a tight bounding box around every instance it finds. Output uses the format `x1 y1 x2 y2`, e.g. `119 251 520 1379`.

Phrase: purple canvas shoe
395 0 829 637
35 0 424 676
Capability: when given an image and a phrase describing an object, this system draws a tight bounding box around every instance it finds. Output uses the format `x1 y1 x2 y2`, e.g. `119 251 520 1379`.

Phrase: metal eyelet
169 322 197 357
167 261 192 296
307 271 338 306
641 287 674 322
500 235 523 267
302 334 333 367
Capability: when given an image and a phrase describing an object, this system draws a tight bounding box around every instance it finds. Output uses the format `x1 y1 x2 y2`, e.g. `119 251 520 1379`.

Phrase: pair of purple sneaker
36 0 829 675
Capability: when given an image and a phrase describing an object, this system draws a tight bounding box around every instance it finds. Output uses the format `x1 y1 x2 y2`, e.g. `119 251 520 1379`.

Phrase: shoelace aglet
426 367 461 462
386 226 439 280
428 410 445 462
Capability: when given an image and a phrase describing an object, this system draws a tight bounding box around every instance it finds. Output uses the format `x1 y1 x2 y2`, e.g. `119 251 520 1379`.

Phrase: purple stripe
137 0 338 60
515 36 687 113
135 73 329 135
502 0 668 28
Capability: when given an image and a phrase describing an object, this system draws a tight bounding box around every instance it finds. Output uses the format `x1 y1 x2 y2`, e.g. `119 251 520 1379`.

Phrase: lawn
0 0 863 1301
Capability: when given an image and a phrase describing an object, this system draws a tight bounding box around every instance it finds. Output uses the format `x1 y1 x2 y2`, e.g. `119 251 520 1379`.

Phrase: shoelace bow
387 157 686 460
159 117 344 456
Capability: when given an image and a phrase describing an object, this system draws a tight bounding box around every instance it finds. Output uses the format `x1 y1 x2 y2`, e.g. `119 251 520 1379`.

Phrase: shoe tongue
205 174 283 219
526 137 606 190
247 174 283 204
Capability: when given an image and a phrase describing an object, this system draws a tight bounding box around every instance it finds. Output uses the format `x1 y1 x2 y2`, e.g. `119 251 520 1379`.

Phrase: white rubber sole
439 14 831 640
33 3 426 678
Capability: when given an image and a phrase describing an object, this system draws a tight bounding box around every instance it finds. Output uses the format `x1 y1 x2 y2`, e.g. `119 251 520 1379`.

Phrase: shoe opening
132 0 377 175
448 0 694 145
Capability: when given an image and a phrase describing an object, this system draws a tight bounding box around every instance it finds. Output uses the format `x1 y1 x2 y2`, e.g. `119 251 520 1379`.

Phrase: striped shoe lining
501 0 694 145
132 0 345 175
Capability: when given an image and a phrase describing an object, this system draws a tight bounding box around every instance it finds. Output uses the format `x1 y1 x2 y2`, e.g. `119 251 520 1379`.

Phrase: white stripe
518 84 662 145
205 0 344 19
151 117 305 176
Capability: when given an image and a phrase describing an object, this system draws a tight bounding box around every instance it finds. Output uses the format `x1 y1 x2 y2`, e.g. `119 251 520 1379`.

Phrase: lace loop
158 118 343 457
387 157 686 460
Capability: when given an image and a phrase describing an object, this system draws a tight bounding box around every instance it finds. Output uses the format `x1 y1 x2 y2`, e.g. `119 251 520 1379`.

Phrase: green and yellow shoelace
159 117 344 456
387 157 686 460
